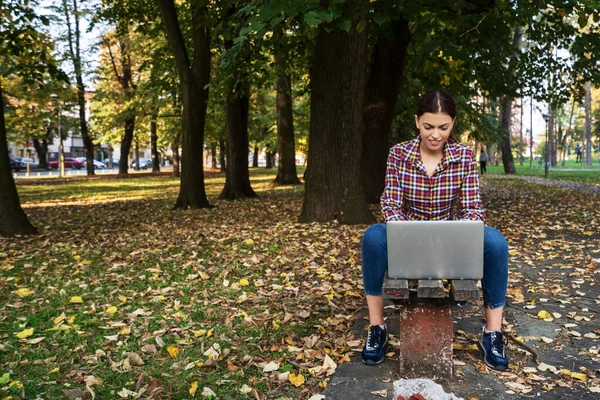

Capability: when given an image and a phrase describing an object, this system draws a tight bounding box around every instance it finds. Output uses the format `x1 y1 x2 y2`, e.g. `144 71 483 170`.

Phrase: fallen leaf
369 389 388 397
201 387 216 397
289 373 305 387
189 381 198 397
14 288 35 297
69 296 83 304
167 345 179 358
16 327 34 339
263 361 280 373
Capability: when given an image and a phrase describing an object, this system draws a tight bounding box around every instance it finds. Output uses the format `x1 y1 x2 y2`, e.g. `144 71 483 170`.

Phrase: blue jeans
362 223 508 309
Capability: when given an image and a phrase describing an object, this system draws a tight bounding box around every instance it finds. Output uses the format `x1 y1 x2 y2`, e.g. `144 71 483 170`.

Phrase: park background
1 0 600 399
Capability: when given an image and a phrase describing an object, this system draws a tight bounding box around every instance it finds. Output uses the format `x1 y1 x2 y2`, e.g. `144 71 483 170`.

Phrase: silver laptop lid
386 220 484 279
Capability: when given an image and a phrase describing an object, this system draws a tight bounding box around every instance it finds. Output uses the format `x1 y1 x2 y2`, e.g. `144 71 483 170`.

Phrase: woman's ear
414 115 420 129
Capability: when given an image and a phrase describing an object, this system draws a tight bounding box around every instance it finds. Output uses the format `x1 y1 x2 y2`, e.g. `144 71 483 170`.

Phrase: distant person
479 150 488 175
576 144 582 163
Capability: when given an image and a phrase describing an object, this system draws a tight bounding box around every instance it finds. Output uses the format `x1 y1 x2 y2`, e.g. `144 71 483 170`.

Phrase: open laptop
386 220 484 279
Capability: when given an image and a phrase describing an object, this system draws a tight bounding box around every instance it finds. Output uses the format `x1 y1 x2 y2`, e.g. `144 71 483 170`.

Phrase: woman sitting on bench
361 89 509 371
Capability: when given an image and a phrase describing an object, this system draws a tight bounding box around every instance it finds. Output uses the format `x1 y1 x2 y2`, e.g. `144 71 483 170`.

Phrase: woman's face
414 112 455 154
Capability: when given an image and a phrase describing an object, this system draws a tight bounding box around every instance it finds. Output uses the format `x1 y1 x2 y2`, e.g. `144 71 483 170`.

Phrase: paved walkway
485 174 600 195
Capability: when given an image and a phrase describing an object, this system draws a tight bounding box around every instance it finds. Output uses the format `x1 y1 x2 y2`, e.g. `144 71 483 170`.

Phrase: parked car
47 157 86 170
13 157 38 169
10 158 26 172
74 157 106 169
130 158 152 169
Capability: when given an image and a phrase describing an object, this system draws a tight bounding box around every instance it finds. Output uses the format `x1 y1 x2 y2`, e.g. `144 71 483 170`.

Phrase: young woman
361 89 509 371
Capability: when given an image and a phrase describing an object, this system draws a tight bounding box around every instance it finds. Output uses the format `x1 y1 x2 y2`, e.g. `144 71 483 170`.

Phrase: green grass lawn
486 156 600 185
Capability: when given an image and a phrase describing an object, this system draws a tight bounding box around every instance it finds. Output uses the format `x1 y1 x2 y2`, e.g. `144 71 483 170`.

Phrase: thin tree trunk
219 139 226 172
151 108 160 172
519 97 523 165
273 24 300 186
0 82 37 235
265 148 273 169
529 96 533 168
159 0 211 208
252 145 259 168
584 81 592 168
499 96 516 173
171 131 180 177
362 18 410 203
219 93 257 200
119 118 134 174
299 19 374 224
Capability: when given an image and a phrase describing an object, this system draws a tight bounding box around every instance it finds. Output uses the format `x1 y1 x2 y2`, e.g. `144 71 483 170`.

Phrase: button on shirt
380 136 485 222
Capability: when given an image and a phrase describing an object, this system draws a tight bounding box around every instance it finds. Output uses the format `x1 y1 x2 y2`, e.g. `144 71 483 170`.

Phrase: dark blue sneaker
477 328 509 371
361 325 387 365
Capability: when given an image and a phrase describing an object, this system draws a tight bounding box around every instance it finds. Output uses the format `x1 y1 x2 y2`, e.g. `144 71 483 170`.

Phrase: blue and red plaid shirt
381 136 485 222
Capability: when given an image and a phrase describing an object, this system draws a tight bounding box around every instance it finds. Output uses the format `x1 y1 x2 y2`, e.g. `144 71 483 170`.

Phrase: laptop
386 220 484 279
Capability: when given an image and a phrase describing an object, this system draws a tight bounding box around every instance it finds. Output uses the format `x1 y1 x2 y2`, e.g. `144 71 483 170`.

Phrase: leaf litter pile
1 171 599 399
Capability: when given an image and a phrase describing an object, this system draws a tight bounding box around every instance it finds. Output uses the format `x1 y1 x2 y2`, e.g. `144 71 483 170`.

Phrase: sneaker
361 325 387 365
477 327 509 371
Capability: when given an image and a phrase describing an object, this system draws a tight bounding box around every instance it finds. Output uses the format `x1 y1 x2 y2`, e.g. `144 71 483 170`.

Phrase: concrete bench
382 272 481 379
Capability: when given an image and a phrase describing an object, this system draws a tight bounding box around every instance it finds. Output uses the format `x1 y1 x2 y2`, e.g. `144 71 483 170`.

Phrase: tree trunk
151 108 160 172
0 82 37 235
62 0 95 176
499 96 516 173
252 145 259 168
119 117 134 174
210 143 217 169
362 18 410 203
219 139 226 172
299 21 374 224
584 81 592 168
219 94 257 200
32 137 48 170
273 24 300 186
159 0 211 208
265 148 273 169
171 132 180 177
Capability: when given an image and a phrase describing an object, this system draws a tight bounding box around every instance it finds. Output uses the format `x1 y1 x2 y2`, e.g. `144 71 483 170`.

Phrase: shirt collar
400 136 461 167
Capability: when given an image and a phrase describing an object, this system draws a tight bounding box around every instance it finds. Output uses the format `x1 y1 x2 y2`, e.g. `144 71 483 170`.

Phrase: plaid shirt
381 136 485 222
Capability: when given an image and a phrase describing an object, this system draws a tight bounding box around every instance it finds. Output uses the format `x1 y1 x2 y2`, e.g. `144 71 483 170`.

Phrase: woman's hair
416 89 456 119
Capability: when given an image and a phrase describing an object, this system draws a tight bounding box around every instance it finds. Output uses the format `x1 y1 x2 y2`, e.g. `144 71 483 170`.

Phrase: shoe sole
477 340 508 371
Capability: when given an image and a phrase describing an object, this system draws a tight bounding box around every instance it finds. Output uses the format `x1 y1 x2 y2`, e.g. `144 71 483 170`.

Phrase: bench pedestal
383 275 480 380
398 301 453 379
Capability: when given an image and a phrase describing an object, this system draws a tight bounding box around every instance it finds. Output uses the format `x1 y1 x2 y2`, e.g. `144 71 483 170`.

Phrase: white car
75 157 107 169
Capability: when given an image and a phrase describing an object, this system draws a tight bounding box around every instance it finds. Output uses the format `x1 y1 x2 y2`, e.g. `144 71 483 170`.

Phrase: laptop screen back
386 220 484 279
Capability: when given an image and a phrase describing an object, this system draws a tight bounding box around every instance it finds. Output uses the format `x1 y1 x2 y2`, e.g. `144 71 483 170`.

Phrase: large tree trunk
499 96 516 173
273 25 300 186
159 0 211 208
150 108 160 172
119 117 134 174
299 21 374 224
252 145 259 168
363 18 410 203
219 94 257 200
63 0 94 176
0 83 36 235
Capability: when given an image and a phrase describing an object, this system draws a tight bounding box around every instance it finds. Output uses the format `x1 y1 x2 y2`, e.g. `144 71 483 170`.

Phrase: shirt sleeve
380 148 408 222
459 156 486 221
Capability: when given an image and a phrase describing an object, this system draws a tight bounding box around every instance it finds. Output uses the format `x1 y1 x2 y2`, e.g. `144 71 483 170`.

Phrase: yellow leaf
105 306 118 314
244 239 254 246
452 342 478 351
189 381 198 397
14 288 35 297
537 310 551 319
289 373 305 387
16 328 34 339
167 345 179 358
48 368 60 374
272 320 281 330
53 313 67 325
118 326 131 335
70 296 84 304
571 372 587 381
239 278 250 286
118 296 127 303
192 329 207 337
9 381 23 389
